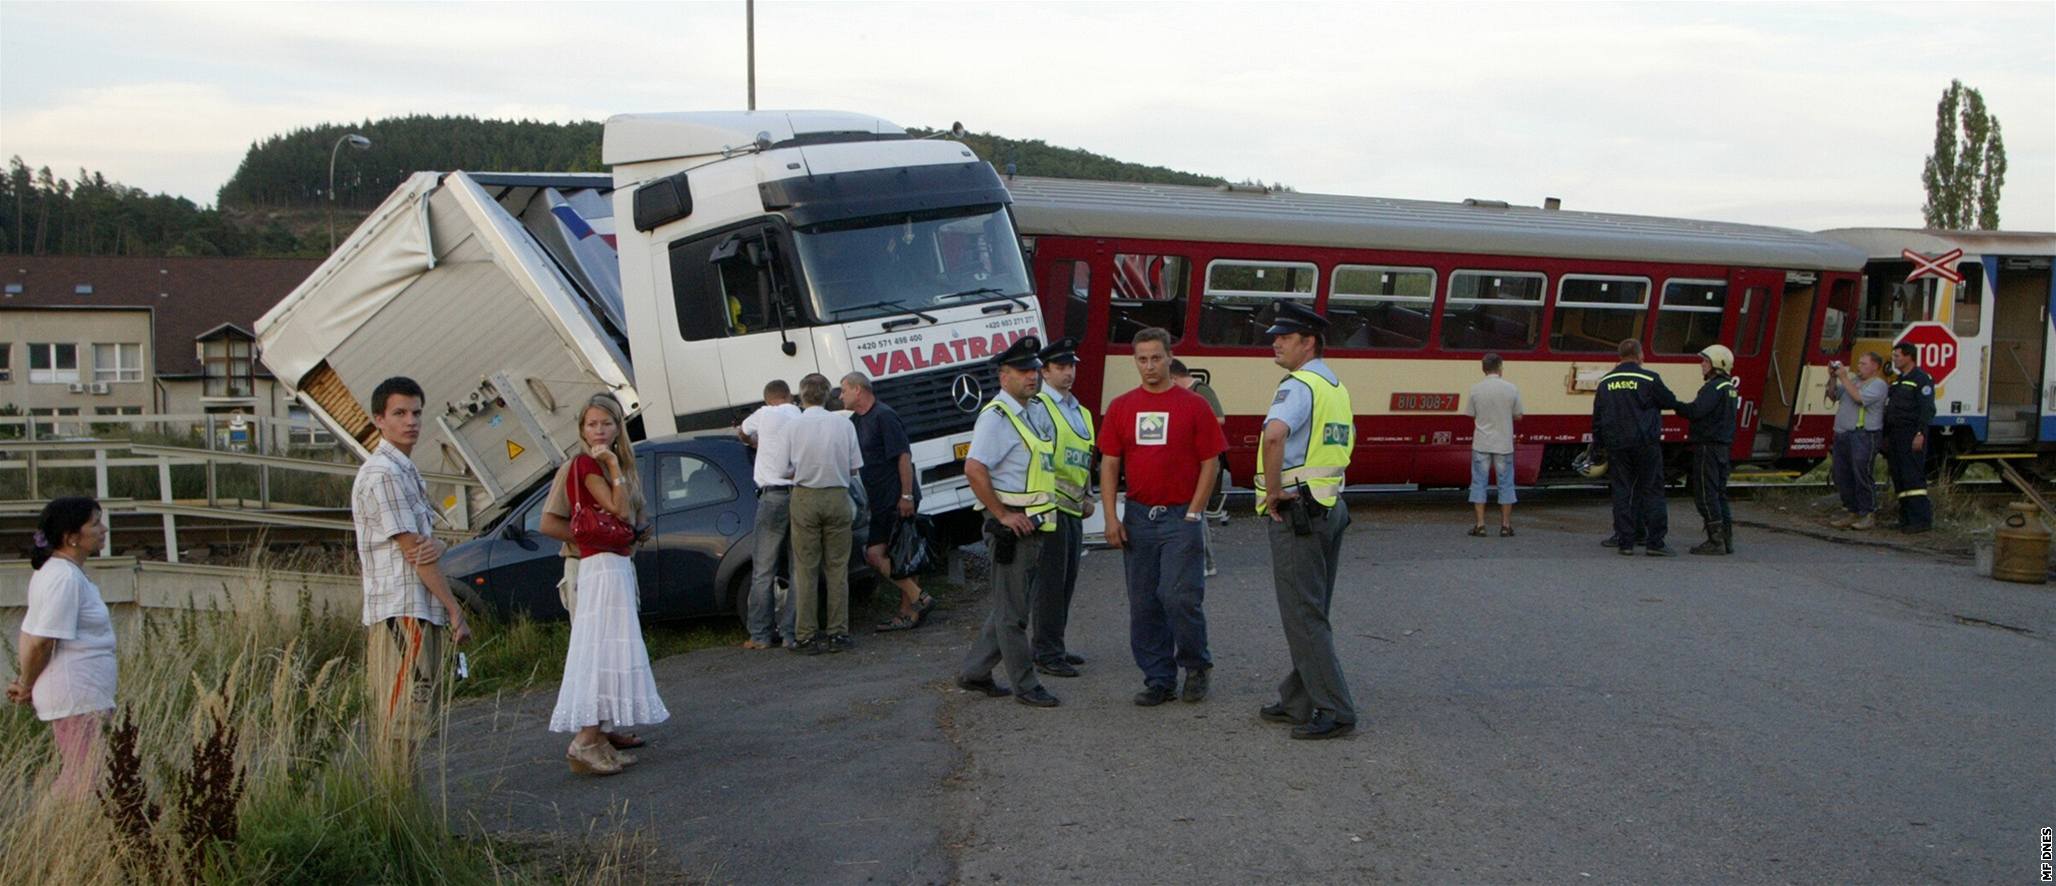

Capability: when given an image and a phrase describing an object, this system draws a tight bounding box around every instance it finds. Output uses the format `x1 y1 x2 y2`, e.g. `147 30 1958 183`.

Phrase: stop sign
1895 322 1959 383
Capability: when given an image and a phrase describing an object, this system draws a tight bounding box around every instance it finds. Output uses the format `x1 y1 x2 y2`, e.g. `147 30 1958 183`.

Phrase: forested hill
3 115 1235 257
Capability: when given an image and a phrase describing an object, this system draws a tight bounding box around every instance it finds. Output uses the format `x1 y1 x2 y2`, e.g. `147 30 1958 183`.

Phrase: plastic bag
890 514 936 578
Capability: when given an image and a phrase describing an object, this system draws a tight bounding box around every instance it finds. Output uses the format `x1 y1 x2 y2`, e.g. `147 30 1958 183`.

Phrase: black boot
1689 520 1722 555
1722 520 1734 554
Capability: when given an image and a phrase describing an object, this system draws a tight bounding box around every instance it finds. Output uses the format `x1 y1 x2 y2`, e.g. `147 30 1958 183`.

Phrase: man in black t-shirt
840 372 935 631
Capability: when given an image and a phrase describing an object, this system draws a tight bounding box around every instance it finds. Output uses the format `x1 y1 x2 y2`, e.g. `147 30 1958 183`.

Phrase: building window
202 335 255 397
28 406 83 436
0 343 10 381
1549 275 1650 354
1198 259 1317 346
94 342 143 382
1441 271 1545 352
1652 280 1727 355
27 343 80 384
288 406 336 447
1327 265 1436 350
1108 253 1190 345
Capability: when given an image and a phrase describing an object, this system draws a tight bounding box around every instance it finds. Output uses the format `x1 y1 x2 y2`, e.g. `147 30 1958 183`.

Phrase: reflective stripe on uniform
1897 489 1928 499
1255 369 1354 514
982 398 1059 531
1036 390 1095 517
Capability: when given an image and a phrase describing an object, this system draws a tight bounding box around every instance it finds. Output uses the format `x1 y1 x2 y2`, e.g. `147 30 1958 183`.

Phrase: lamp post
328 133 372 252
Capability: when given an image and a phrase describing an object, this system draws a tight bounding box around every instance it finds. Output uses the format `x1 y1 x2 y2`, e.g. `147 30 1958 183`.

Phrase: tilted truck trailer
256 110 1045 537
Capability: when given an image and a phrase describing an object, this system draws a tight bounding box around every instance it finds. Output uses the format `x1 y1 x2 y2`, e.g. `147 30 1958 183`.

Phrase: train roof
1816 228 2056 259
1005 177 1869 272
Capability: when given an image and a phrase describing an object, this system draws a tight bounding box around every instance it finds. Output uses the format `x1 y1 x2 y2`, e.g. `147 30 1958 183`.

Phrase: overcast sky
2 1 2050 232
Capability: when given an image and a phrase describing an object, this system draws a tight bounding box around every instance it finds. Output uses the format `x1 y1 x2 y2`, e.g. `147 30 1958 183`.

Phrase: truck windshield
793 206 1032 322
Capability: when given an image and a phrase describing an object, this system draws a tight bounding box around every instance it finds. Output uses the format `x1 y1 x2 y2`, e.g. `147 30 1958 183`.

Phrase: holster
985 518 1018 565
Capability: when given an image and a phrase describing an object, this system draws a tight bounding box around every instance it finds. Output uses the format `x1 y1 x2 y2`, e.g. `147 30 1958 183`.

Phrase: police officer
956 335 1063 708
1675 344 1739 555
1884 342 1937 533
1592 338 1683 556
1255 303 1358 740
1031 337 1094 677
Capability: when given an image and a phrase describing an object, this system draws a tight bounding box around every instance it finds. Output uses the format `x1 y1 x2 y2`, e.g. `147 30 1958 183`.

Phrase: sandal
875 614 920 633
1467 525 1487 537
604 732 645 750
912 594 937 627
1500 526 1515 537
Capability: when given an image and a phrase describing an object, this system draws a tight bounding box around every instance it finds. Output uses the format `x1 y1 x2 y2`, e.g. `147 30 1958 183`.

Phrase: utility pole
747 0 756 110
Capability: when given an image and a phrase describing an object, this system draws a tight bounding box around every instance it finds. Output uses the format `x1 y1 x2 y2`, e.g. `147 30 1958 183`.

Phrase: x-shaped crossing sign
1902 248 1965 284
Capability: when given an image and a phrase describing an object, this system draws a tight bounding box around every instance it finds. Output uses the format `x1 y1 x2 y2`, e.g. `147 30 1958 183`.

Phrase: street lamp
328 133 372 252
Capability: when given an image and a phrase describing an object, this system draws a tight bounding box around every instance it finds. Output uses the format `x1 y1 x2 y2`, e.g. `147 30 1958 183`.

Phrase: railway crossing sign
1895 322 1959 382
1901 248 1965 284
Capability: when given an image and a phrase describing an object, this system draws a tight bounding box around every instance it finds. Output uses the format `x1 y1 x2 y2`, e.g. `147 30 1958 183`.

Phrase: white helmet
1572 447 1607 479
1699 344 1734 374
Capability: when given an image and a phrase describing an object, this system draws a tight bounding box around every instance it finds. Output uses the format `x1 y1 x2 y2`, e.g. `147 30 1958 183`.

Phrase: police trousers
1692 442 1732 527
1266 499 1356 723
961 528 1045 694
1606 442 1668 549
1884 426 1933 529
1032 511 1084 666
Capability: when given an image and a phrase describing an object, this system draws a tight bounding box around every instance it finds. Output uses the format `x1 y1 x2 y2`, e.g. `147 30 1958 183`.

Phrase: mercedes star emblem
951 373 983 413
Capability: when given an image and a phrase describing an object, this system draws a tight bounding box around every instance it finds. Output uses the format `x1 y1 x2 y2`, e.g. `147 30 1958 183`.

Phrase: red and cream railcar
1007 178 1870 488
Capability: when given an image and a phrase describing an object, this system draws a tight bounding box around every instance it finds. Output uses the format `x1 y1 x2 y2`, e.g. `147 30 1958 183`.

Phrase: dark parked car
442 436 870 621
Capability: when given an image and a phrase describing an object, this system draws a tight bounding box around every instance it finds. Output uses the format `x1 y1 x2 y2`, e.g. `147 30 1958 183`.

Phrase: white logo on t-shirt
1137 412 1169 445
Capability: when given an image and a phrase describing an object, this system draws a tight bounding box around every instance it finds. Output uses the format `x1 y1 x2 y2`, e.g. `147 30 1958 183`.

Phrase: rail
1 437 481 561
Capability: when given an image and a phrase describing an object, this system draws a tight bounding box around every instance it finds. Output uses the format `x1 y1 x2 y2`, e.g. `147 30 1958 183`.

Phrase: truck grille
871 363 1001 441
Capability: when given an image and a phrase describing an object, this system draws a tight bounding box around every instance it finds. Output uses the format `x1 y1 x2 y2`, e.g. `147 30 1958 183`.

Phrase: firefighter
1675 344 1739 555
1884 342 1937 533
1592 339 1683 556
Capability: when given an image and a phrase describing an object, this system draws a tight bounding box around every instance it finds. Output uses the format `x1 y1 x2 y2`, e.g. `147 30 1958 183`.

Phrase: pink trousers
49 710 108 800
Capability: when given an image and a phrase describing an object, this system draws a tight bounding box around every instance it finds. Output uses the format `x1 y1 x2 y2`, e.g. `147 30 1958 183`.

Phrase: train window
1549 275 1650 354
1952 262 1983 336
1653 279 1727 355
1858 263 1937 338
1043 260 1091 344
1327 265 1435 350
1736 286 1770 357
1441 270 1544 352
1108 253 1189 345
1817 278 1857 355
1200 260 1318 346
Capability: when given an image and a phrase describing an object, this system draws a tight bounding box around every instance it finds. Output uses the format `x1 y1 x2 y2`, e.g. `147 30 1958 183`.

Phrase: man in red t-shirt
1099 327 1227 707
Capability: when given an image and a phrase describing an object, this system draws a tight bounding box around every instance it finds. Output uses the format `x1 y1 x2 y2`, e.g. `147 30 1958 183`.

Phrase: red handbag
569 467 635 552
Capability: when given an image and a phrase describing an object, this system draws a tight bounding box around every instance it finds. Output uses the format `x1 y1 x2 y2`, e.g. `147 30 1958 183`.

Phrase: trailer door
1724 269 1785 461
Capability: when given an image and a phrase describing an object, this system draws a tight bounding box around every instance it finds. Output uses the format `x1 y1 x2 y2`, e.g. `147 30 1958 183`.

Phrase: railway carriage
1816 229 2056 473
1007 177 1871 489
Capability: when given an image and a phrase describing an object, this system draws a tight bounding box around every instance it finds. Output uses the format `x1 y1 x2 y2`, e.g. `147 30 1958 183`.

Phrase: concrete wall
0 558 360 641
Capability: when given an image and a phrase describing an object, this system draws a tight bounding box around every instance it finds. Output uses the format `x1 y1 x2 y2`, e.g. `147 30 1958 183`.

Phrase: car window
656 452 738 512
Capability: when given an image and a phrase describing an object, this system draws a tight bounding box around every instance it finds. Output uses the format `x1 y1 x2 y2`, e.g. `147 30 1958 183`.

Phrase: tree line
1 157 306 257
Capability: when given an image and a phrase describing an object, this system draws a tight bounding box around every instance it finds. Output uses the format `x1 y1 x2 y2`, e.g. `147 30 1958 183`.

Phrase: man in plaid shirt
351 376 470 784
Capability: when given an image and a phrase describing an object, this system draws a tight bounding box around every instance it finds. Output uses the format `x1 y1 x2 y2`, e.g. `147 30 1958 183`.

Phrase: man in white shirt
350 376 469 785
737 380 801 649
783 373 864 654
1464 353 1524 535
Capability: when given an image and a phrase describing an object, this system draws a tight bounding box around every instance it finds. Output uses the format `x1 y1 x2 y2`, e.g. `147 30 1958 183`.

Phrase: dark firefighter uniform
1884 366 1937 532
1592 359 1682 554
1676 363 1739 555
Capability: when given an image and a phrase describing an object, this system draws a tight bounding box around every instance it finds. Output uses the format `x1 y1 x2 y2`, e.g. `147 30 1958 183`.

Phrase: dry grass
0 563 665 883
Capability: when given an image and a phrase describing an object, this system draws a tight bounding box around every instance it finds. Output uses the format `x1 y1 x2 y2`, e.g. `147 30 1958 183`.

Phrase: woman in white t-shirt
6 497 117 800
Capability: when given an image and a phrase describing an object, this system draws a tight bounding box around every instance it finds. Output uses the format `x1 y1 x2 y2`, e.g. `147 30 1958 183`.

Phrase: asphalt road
444 494 2055 884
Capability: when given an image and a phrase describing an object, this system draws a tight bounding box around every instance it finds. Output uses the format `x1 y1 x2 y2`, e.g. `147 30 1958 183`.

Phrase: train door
1724 269 1784 461
1988 255 2050 444
1754 275 1815 458
1031 237 1108 409
2037 258 2056 443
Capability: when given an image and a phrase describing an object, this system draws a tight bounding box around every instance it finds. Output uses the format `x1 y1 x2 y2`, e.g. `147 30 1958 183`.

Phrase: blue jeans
1468 450 1516 505
1121 503 1210 689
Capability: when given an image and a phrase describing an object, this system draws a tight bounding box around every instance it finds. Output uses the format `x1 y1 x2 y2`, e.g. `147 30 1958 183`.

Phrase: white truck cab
257 110 1042 535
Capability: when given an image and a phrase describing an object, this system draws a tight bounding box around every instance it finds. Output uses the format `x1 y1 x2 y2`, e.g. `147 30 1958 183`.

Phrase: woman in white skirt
551 395 668 775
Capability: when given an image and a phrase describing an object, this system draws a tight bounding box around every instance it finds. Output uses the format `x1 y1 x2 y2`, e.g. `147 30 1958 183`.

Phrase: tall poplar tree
1921 79 2007 230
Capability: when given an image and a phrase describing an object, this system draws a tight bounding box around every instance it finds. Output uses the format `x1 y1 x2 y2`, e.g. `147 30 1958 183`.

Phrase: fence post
158 455 179 564
26 415 39 500
95 446 112 557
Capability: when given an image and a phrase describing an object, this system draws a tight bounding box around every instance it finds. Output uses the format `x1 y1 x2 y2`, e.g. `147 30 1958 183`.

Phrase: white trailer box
256 170 638 526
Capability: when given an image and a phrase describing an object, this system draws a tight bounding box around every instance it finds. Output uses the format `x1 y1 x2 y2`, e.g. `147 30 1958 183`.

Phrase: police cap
993 334 1044 370
1264 301 1329 336
1038 336 1080 365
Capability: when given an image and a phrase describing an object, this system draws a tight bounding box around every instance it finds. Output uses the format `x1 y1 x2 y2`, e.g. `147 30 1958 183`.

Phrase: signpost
1895 322 1960 383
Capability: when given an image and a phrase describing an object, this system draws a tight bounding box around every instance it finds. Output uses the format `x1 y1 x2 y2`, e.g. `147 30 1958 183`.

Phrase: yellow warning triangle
505 439 526 460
